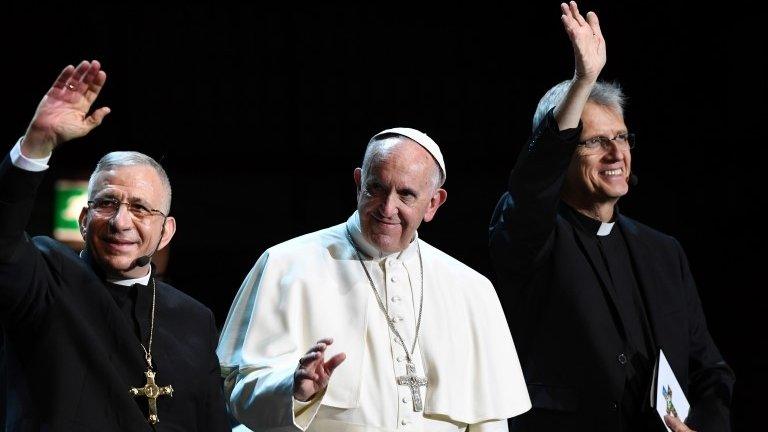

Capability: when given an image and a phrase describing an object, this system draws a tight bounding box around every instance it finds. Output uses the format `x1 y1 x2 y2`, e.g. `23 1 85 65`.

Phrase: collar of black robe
80 248 156 360
80 248 155 287
563 203 618 237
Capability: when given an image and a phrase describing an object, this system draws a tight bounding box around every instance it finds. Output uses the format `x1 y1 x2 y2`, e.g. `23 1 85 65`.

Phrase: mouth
371 214 400 226
599 167 625 178
101 237 139 251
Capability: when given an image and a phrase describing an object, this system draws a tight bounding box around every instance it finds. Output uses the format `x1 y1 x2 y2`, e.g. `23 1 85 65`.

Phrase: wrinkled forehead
90 165 165 203
581 102 627 135
366 138 439 176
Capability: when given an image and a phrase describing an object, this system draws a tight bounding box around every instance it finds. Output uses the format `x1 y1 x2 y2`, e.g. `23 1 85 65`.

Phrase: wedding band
66 83 76 90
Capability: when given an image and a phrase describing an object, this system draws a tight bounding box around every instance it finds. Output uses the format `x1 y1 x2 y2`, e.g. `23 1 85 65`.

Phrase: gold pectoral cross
130 369 174 424
396 362 428 411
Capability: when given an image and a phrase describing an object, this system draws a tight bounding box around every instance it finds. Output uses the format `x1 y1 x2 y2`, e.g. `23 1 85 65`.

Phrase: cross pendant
396 362 428 411
130 369 174 424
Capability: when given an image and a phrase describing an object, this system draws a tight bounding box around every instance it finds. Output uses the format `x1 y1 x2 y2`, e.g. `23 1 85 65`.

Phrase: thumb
324 352 346 374
86 106 111 129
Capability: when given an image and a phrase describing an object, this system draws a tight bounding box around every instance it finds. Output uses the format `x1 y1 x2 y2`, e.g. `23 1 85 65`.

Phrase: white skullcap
370 127 446 181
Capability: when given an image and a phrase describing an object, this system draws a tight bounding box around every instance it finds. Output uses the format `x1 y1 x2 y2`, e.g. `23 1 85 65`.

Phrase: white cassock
217 212 531 432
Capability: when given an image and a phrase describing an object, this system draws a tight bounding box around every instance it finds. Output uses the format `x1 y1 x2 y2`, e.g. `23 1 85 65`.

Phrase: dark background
3 2 763 429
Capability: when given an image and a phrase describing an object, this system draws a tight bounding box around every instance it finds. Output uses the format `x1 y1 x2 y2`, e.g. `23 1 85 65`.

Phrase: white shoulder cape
217 215 530 424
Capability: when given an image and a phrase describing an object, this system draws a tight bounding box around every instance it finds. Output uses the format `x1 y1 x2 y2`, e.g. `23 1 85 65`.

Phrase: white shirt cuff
10 137 51 172
293 388 326 431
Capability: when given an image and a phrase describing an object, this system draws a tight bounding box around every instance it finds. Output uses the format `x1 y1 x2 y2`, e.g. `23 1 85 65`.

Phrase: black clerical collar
563 203 617 237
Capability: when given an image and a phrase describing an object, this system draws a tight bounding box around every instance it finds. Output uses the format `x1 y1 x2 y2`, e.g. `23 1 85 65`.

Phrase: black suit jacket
489 112 734 431
0 155 230 431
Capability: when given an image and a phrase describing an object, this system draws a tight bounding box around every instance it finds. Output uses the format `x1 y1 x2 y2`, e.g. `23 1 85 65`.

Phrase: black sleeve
0 154 54 328
676 240 735 432
488 110 581 299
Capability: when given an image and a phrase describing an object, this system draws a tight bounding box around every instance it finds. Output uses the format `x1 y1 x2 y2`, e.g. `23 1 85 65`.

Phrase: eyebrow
95 192 153 207
584 130 629 139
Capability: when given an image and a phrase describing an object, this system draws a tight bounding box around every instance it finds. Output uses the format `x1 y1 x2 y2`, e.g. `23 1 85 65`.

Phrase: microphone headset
133 220 167 268
629 172 639 187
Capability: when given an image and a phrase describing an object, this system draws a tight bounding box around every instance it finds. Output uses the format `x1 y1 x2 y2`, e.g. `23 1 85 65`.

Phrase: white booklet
650 349 690 431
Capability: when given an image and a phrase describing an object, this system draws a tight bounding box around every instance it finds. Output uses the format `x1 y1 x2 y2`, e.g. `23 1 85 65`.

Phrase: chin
371 237 394 252
101 257 137 273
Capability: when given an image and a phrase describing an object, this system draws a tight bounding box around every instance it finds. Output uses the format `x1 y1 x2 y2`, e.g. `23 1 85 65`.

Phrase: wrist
20 129 56 158
571 74 598 88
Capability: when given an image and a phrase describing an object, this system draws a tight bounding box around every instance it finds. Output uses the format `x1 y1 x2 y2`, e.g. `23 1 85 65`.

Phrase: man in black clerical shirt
489 3 734 431
0 60 230 430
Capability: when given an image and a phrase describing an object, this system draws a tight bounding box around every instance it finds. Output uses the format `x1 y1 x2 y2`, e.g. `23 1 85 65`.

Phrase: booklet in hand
650 349 690 431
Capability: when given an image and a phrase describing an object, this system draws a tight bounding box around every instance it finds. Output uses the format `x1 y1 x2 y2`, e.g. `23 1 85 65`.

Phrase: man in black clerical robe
489 3 734 432
0 60 230 430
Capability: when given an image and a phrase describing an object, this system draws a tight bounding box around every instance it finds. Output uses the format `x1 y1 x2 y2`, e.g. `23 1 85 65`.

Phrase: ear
156 217 177 251
422 188 447 223
353 167 362 191
78 207 89 239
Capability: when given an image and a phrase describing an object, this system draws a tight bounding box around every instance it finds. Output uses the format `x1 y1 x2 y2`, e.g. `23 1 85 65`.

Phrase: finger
299 351 321 365
52 65 75 91
82 60 101 87
85 107 111 128
587 11 603 40
560 2 572 18
561 13 577 35
569 1 587 26
70 60 91 84
560 3 581 35
324 352 347 374
85 70 107 104
663 415 688 432
307 342 328 354
307 338 334 354
586 11 603 38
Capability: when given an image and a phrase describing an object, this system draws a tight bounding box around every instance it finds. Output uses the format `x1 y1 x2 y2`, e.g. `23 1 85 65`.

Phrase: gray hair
88 151 172 213
532 79 626 131
361 134 444 190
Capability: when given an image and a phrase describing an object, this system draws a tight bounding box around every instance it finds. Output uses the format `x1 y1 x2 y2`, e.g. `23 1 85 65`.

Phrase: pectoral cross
396 362 428 411
130 369 174 424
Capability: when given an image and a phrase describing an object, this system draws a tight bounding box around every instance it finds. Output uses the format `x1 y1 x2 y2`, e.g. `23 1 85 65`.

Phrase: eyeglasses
579 132 636 151
87 197 167 220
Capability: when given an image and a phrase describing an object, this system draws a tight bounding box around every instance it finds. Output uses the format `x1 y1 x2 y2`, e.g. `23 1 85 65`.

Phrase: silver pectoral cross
397 362 428 411
130 369 174 424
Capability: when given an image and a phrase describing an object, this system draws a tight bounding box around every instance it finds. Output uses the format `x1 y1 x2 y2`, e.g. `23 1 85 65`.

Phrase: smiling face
78 165 176 279
562 101 632 215
354 137 447 254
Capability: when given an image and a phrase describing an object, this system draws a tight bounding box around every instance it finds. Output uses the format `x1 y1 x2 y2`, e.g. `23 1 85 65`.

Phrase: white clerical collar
80 249 151 286
346 211 419 261
597 221 615 237
107 271 151 287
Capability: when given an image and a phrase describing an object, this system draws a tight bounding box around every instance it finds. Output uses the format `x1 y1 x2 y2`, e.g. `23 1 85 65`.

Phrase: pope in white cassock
217 128 531 432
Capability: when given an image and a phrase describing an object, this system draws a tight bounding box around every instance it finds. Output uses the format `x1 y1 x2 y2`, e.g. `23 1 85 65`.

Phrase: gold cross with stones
130 369 174 424
396 362 428 411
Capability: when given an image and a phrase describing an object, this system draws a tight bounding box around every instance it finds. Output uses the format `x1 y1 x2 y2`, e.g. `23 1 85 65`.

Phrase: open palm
24 60 110 155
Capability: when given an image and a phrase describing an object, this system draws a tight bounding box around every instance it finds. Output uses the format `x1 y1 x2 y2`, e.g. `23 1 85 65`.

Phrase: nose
603 140 625 161
379 193 399 219
109 203 134 231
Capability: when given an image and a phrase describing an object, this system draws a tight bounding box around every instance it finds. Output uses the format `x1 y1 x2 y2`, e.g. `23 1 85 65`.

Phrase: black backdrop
3 2 763 429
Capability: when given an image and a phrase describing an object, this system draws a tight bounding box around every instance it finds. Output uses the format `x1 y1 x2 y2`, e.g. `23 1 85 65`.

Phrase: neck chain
345 228 424 364
129 277 174 425
140 278 157 369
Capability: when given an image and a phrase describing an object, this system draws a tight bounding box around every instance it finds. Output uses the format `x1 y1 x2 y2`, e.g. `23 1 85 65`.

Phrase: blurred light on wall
53 179 88 244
